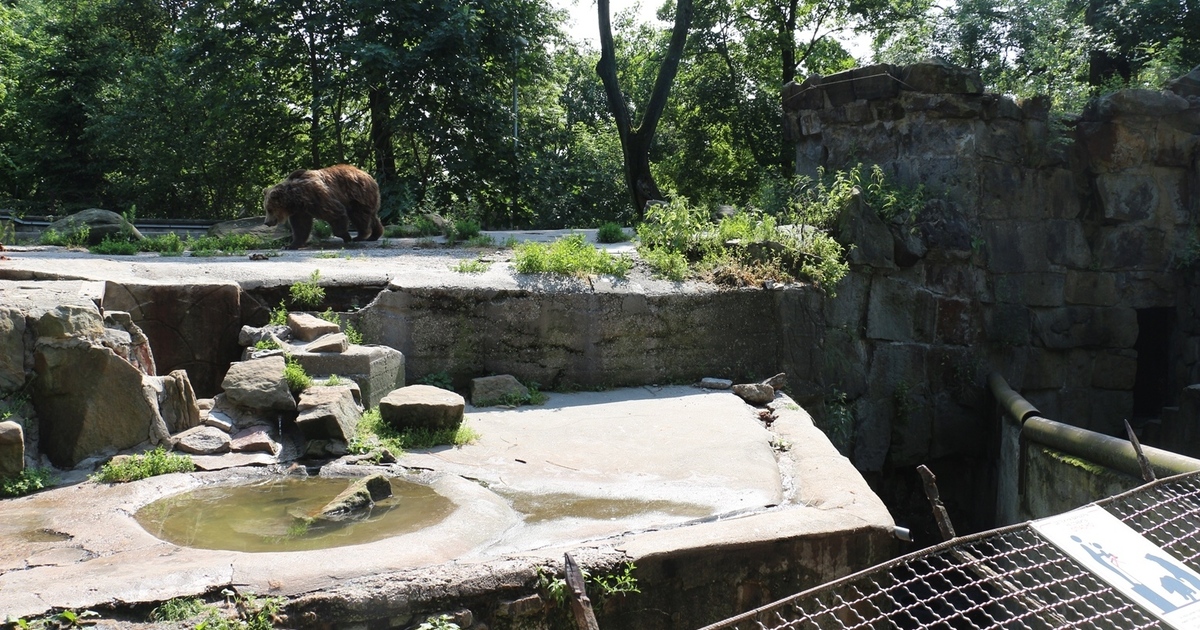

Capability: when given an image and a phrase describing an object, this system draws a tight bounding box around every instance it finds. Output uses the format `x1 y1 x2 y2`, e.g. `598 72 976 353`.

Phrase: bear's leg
287 214 314 250
368 215 384 241
328 212 353 244
349 211 372 242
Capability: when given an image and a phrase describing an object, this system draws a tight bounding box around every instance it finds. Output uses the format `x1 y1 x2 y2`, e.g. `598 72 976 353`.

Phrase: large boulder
31 303 167 468
206 216 290 241
470 374 528 406
296 386 361 441
173 426 231 455
0 308 26 394
44 209 143 245
309 474 392 521
379 385 464 432
221 356 296 412
145 369 201 435
0 420 24 477
103 282 243 398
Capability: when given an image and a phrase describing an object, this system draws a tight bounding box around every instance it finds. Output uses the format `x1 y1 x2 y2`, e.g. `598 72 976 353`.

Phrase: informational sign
1032 505 1200 629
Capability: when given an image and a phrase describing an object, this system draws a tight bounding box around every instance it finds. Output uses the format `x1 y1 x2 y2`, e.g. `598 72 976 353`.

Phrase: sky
554 0 873 61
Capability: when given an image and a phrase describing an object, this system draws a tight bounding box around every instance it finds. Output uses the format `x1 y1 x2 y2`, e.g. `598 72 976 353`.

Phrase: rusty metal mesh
699 473 1200 630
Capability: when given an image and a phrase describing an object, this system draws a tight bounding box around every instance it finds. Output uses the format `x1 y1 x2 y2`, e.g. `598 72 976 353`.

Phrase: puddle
19 528 72 543
135 477 453 553
497 491 712 523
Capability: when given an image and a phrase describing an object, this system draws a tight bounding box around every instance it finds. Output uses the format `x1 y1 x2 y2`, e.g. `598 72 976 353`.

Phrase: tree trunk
368 83 396 187
597 0 693 216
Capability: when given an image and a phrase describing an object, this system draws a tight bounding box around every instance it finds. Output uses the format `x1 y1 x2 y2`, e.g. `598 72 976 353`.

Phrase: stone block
899 61 984 94
1115 272 1175 309
33 341 159 468
0 308 25 394
867 277 922 341
823 271 869 329
1065 271 1118 306
296 386 361 441
1096 227 1168 270
35 304 105 340
470 374 529 406
1155 124 1200 167
1077 121 1152 173
888 385 933 468
852 397 890 473
1046 221 1092 269
837 191 894 269
1020 349 1091 390
174 426 231 455
929 394 982 460
984 303 1032 346
1096 171 1157 222
926 264 986 297
103 282 243 398
1165 66 1200 98
288 344 404 409
983 221 1049 273
934 297 976 346
1089 89 1190 120
0 420 24 477
851 64 901 101
992 273 1064 307
1031 306 1138 349
288 312 341 342
821 69 857 107
221 356 296 412
821 328 868 399
305 332 349 353
1092 350 1138 390
379 385 465 432
783 75 825 112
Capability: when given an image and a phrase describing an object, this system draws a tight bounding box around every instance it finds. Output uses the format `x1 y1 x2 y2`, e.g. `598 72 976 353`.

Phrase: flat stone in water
135 477 453 553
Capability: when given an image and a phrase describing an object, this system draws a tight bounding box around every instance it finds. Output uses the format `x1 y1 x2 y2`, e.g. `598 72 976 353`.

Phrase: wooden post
564 553 600 630
918 464 956 541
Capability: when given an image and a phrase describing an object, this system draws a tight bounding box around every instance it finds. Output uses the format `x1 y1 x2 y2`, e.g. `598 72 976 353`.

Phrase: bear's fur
263 164 384 250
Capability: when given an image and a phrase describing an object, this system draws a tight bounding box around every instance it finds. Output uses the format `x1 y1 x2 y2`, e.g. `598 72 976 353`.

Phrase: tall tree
596 0 694 214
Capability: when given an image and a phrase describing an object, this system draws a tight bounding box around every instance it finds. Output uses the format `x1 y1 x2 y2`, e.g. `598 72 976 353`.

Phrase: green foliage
284 357 312 395
451 258 492 273
39 225 90 248
140 232 185 255
465 234 496 248
450 219 481 242
820 390 855 456
88 234 139 255
150 597 209 622
349 408 479 456
194 591 282 630
860 164 925 224
91 447 194 483
418 372 455 391
289 270 324 308
0 467 54 498
268 301 288 327
312 220 333 239
538 562 639 609
635 191 849 290
596 222 629 244
513 234 633 278
254 339 280 351
416 615 461 630
187 234 272 257
344 322 363 345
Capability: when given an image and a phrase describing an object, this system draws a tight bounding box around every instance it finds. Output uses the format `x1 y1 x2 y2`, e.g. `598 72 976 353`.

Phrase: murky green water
135 477 453 553
497 491 712 523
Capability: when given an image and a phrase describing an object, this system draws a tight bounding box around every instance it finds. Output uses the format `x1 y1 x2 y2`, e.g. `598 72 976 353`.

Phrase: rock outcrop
379 385 465 432
470 375 527 406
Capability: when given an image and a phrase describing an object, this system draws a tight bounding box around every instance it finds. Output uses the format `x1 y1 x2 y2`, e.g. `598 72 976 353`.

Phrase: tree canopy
0 0 1194 224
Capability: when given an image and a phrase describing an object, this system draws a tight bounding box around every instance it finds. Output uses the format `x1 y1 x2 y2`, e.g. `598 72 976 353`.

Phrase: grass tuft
91 447 194 483
513 233 632 278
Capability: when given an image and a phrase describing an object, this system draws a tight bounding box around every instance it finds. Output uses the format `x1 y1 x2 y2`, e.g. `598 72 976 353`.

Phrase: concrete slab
0 388 893 622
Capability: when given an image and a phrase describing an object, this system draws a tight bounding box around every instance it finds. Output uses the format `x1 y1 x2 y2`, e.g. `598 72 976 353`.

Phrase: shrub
91 448 194 483
284 357 312 395
0 467 54 497
596 222 629 243
268 301 288 326
187 233 273 256
289 270 325 307
452 258 491 273
349 408 479 455
313 220 333 239
89 234 140 255
451 218 481 241
513 234 632 278
141 232 185 255
40 224 90 248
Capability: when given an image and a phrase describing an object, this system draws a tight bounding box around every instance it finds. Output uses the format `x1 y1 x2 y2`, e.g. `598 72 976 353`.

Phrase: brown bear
263 164 384 250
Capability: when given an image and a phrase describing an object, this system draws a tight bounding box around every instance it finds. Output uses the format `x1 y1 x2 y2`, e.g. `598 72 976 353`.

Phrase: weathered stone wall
783 61 1199 534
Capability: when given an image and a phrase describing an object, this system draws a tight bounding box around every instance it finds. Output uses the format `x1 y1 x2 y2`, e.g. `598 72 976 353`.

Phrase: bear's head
262 183 292 227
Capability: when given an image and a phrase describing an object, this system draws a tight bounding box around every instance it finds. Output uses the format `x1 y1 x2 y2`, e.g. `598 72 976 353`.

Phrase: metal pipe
1023 415 1200 479
989 372 1200 480
988 372 1041 423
